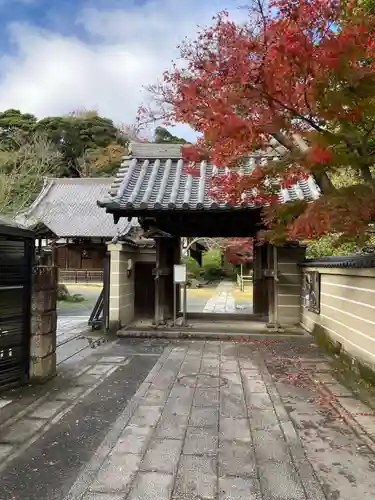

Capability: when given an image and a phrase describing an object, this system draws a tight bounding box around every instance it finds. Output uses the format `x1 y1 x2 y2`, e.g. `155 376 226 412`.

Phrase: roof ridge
45 177 114 183
17 177 55 219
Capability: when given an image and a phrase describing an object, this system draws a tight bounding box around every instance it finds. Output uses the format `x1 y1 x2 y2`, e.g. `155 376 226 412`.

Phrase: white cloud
0 0 242 141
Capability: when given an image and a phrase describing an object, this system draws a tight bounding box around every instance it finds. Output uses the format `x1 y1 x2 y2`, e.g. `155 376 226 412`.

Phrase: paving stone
90 453 141 493
176 374 198 388
112 425 154 455
0 444 13 461
220 388 248 418
239 360 260 370
155 412 189 439
246 393 274 410
189 407 219 427
173 455 217 500
127 472 174 500
204 344 221 355
241 369 262 379
197 374 224 388
3 418 45 443
219 477 262 500
143 389 170 406
82 493 124 500
193 388 219 407
169 385 195 400
351 414 375 437
314 373 339 385
151 371 178 390
249 409 280 430
76 374 102 386
243 378 267 394
184 427 218 455
87 364 116 376
295 459 327 500
299 361 331 372
222 372 242 385
129 406 163 427
219 440 257 477
221 361 240 373
179 363 201 375
164 396 193 416
253 429 290 462
201 365 220 376
55 386 85 401
258 461 306 500
220 417 251 442
30 400 66 419
337 397 373 416
0 399 12 410
99 356 127 364
325 383 353 397
140 437 183 473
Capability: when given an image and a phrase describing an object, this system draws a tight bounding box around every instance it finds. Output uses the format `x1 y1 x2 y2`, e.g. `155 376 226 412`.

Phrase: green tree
36 110 126 177
154 126 188 144
0 109 37 150
0 130 62 214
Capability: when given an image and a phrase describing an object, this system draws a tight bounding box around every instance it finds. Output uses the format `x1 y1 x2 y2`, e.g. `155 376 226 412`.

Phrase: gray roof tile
99 142 320 212
18 177 138 238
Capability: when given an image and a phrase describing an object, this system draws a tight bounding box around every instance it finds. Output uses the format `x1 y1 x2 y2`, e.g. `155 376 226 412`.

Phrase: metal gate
0 233 33 390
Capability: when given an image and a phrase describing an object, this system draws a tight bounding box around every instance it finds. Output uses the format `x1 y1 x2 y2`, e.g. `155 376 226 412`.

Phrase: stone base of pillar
30 266 58 383
30 353 57 382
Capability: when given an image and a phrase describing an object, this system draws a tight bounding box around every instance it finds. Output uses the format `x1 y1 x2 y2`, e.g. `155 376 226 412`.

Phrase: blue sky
0 0 243 141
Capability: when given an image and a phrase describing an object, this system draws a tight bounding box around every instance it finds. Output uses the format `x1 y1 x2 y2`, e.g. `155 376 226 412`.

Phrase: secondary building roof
0 216 34 239
17 177 139 239
98 142 320 213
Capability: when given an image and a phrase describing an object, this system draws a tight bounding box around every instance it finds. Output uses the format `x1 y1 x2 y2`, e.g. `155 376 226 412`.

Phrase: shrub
182 255 202 280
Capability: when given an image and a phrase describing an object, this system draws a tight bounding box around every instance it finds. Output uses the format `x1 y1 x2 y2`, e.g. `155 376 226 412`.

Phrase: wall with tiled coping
301 256 375 373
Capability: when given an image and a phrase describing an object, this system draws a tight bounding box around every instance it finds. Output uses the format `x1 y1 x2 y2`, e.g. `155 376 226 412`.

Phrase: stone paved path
203 281 237 313
63 338 375 500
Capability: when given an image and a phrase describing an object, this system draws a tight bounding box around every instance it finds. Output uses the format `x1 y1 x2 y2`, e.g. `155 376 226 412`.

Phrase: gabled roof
17 177 139 239
98 142 320 213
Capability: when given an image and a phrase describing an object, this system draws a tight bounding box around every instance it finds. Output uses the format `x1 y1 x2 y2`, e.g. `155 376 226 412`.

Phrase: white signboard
174 264 187 284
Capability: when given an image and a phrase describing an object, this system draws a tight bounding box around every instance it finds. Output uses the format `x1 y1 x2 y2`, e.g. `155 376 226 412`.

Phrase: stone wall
107 243 156 331
30 266 57 381
107 243 135 331
301 265 375 374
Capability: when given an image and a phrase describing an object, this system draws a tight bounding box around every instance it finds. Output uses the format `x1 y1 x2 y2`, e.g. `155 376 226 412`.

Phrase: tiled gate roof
98 142 320 212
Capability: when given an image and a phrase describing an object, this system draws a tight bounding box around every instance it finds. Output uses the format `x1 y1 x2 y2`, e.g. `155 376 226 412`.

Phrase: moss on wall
310 323 375 386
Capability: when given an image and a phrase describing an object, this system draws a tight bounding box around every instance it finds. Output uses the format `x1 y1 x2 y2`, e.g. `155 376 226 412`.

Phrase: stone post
107 242 135 331
29 266 57 381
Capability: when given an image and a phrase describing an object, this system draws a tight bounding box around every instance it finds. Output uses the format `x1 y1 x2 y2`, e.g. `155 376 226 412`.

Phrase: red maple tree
223 238 254 264
142 0 375 245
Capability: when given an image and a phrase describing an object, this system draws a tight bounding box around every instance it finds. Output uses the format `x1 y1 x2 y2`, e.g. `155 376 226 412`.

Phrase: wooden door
134 262 155 317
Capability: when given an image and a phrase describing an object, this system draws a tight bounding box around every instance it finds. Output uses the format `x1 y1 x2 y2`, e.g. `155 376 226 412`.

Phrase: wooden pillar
65 239 69 269
253 242 269 318
153 237 178 325
164 236 180 320
154 238 164 326
173 237 181 315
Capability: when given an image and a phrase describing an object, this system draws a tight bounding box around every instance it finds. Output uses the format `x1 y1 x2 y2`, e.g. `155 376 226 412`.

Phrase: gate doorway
0 219 34 391
182 237 254 316
134 262 155 318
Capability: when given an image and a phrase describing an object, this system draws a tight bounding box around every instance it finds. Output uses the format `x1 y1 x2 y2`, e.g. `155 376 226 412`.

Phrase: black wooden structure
0 218 34 391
